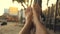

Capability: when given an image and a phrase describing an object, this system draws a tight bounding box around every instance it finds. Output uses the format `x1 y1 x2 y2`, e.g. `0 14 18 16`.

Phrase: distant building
4 8 9 16
6 15 18 22
9 7 18 16
4 8 9 13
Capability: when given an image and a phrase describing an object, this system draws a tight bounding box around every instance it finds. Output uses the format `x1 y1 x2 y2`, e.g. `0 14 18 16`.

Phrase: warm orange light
9 7 18 15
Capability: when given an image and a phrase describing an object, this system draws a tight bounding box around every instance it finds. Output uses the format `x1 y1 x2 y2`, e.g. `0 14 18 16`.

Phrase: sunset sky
0 0 57 16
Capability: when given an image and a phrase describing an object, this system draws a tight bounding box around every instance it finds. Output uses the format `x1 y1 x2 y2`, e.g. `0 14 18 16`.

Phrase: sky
42 0 57 10
0 0 57 16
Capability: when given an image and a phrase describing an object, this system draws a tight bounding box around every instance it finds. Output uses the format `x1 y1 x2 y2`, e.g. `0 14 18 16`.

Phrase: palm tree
35 0 42 8
12 0 24 3
54 0 59 32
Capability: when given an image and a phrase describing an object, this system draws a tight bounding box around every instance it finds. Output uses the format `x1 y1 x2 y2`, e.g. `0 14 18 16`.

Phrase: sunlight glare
0 0 57 16
48 0 57 7
31 0 34 7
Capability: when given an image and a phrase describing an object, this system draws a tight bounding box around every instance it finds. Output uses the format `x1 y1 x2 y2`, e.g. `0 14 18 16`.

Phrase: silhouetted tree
12 0 24 3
